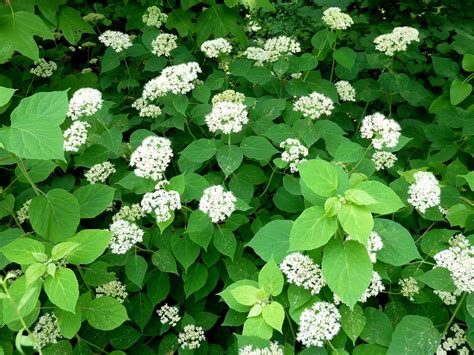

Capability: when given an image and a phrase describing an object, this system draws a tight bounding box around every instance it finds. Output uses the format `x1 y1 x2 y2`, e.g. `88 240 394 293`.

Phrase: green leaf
450 79 472 106
213 228 237 259
51 242 80 261
240 136 278 163
44 268 79 313
247 220 293 263
25 263 46 286
171 235 200 272
125 255 148 288
231 285 259 306
217 145 243 177
2 277 41 323
387 315 441 355
0 238 45 265
219 280 259 312
56 308 82 339
333 47 357 69
152 249 178 274
29 189 80 242
344 189 377 206
73 184 115 218
262 302 284 333
58 6 94 45
0 86 16 107
340 304 366 345
356 181 405 215
462 53 474 72
338 204 373 245
258 258 284 296
181 138 218 162
0 91 68 160
196 5 246 45
432 56 459 78
299 159 340 197
86 296 129 331
290 205 337 251
322 239 373 308
186 210 214 250
66 229 112 265
416 267 456 292
467 294 474 317
183 263 208 297
360 308 393 347
242 316 273 339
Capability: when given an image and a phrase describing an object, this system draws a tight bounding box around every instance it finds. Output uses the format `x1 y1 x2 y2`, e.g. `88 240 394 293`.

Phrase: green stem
258 169 275 198
16 158 44 196
441 292 466 336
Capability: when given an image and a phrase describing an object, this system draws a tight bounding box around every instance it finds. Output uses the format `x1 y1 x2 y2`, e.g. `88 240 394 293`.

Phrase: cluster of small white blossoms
244 36 301 65
280 138 308 173
434 234 474 293
108 220 144 254
95 280 128 304
84 161 116 184
367 231 383 263
433 289 461 306
98 30 133 53
142 6 167 28
67 88 103 120
201 38 232 58
142 62 201 101
407 171 441 214
151 33 177 57
63 121 91 152
32 313 62 351
157 304 181 327
280 253 327 295
297 301 341 347
112 203 145 222
371 151 397 171
16 199 32 224
131 98 162 118
141 182 181 223
239 342 283 355
398 276 420 301
205 91 248 134
293 92 335 120
30 59 57 78
335 81 356 102
374 26 420 56
436 324 470 355
199 185 236 223
178 324 206 350
360 112 401 149
322 7 354 30
359 272 385 303
130 136 173 181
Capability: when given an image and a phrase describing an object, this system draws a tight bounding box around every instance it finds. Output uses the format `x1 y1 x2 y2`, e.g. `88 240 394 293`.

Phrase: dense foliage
0 0 473 354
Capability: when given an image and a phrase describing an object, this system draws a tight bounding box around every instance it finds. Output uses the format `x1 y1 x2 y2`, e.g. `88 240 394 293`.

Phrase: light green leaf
186 210 214 250
416 267 456 292
240 136 278 163
242 316 273 339
56 308 82 339
217 145 243 177
73 184 115 218
258 258 284 296
333 47 357 69
86 296 129 331
51 242 80 261
0 238 45 265
25 263 46 286
338 204 373 245
299 159 339 197
2 277 41 323
467 294 474 317
181 138 218 162
66 229 112 265
44 268 79 313
218 280 259 312
340 304 366 345
450 79 472 106
230 285 260 306
247 220 293 263
356 181 405 215
0 86 16 107
344 189 377 206
262 302 284 333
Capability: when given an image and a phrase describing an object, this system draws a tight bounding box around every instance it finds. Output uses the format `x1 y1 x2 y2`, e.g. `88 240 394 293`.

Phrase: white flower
360 112 401 149
98 30 133 52
63 121 90 153
280 253 326 295
130 136 173 181
367 231 383 263
335 80 356 101
297 302 341 347
372 151 397 171
67 88 103 120
16 199 32 224
244 36 300 65
132 98 162 118
30 59 57 78
112 203 145 222
399 276 419 301
84 161 116 184
151 33 177 57
293 92 335 120
141 186 181 223
433 289 460 305
374 26 420 56
407 171 441 214
199 185 236 223
205 101 248 134
178 324 205 350
157 304 181 327
280 138 308 173
211 90 246 105
322 7 354 30
32 313 62 351
244 47 272 66
109 220 144 254
434 234 474 293
436 324 469 355
359 272 385 303
143 6 167 28
239 342 283 355
95 280 128 303
201 38 232 58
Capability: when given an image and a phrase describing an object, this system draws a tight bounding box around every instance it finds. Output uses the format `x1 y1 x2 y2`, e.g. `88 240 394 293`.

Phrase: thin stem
258 169 275 198
348 143 372 174
16 158 44 196
329 38 337 82
442 292 466 336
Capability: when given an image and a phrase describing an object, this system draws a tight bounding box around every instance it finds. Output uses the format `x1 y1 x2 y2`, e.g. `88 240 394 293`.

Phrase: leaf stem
441 292 466 336
16 158 44 196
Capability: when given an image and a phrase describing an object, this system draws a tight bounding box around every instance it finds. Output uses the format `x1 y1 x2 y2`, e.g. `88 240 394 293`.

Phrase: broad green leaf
0 86 15 107
231 285 260 306
247 220 293 263
25 263 46 286
240 136 278 163
213 228 237 259
340 304 366 345
219 280 259 312
467 294 474 317
196 5 247 45
186 210 214 250
242 316 273 339
181 138 218 162
56 308 82 339
66 230 112 265
416 267 456 292
338 204 373 245
73 184 115 218
44 268 79 313
86 296 129 331
460 171 474 191
344 189 377 206
151 249 178 274
450 79 472 106
58 6 94 44
462 53 474 72
333 47 357 69
0 238 44 265
2 277 41 324
125 255 148 288
116 172 155 194
183 263 208 297
258 258 284 296
262 302 284 333
360 307 393 347
356 181 405 215
51 242 80 261
217 145 243 177
29 189 80 242
322 239 373 308
171 235 200 272
432 56 459 78
299 159 339 197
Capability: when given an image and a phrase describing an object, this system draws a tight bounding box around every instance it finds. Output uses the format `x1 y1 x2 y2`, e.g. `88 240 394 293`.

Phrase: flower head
360 112 401 149
17 199 32 224
407 171 441 213
67 88 103 120
143 6 167 28
205 100 248 134
437 324 469 355
151 33 177 57
132 98 162 118
239 342 283 355
367 231 383 263
30 59 57 78
130 136 173 181
359 272 385 303
280 138 308 173
98 30 133 52
178 324 205 350
112 203 145 222
322 7 354 30
372 151 397 171
84 161 116 184
109 220 144 254
211 90 245 105
280 253 326 295
374 26 420 56
297 302 341 347
199 185 236 223
293 92 335 120
95 280 128 303
399 276 419 301
335 80 356 101
157 304 181 327
141 186 181 223
201 38 232 58
32 313 62 351
63 121 90 153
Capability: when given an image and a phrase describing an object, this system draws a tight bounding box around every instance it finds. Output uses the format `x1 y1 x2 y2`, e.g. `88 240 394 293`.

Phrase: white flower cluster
244 36 301 65
16 199 31 224
142 62 201 101
67 88 103 120
130 136 173 181
280 253 326 295
433 289 460 306
280 138 308 173
152 33 177 57
84 161 116 184
212 90 246 105
367 231 384 263
132 98 162 118
32 313 62 351
436 324 470 355
30 59 57 78
178 324 206 350
399 276 419 301
434 234 474 293
374 26 420 56
360 112 401 149
112 203 145 222
201 38 232 58
293 92 335 120
359 272 385 303
372 151 397 171
205 97 248 134
157 304 181 327
199 185 236 223
141 185 181 223
143 6 167 28
63 121 91 152
95 280 128 304
407 171 441 214
109 220 144 254
239 342 283 355
335 80 356 101
98 30 133 52
322 7 354 30
297 302 341 347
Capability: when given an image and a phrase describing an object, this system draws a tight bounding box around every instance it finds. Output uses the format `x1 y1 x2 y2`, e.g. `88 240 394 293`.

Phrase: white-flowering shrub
297 302 341 347
84 161 116 184
67 88 103 120
132 98 162 118
151 33 178 57
199 185 236 223
280 138 308 173
205 100 248 134
407 171 441 213
437 324 469 355
372 151 397 170
112 203 145 222
322 7 354 30
141 185 181 222
201 38 232 58
335 80 356 101
143 6 167 28
399 277 420 301
280 253 326 295
63 120 90 152
16 199 32 224
359 272 385 303
32 313 62 350
98 30 133 52
130 136 173 181
293 92 335 119
95 280 128 303
239 342 283 355
360 112 401 149
374 26 420 56
157 304 181 327
109 219 144 254
178 324 205 350
30 59 57 78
